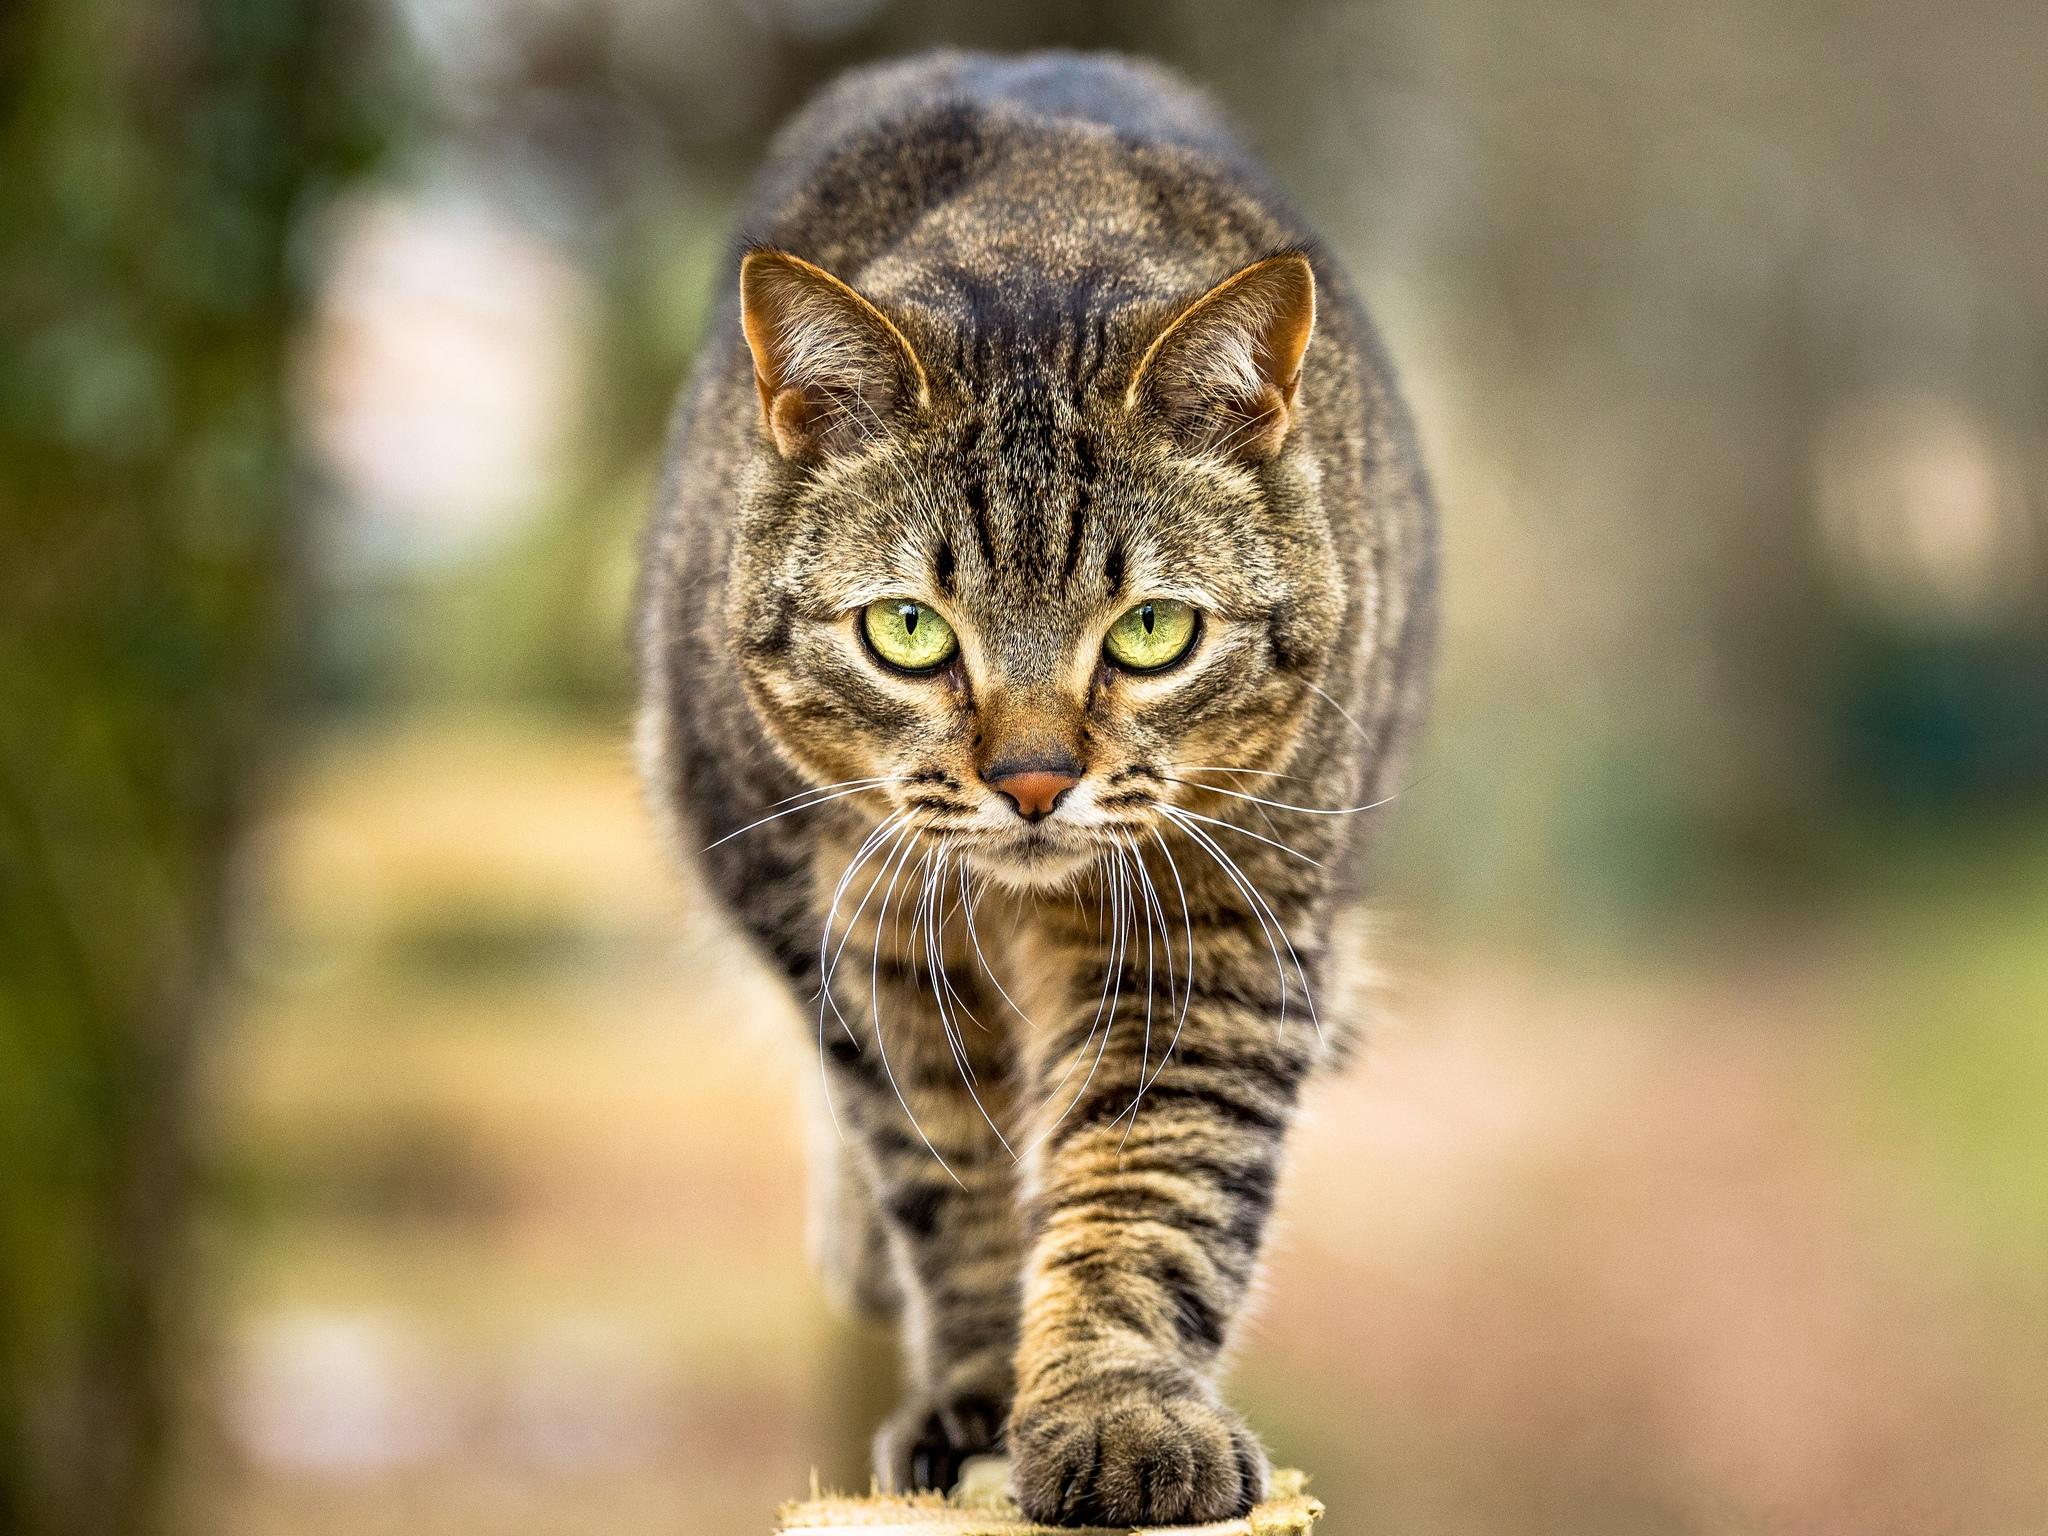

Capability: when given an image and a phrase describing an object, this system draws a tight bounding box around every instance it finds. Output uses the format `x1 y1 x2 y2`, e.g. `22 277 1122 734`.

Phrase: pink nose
990 767 1081 822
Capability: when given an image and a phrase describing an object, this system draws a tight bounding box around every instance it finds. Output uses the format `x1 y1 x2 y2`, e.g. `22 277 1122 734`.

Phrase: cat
637 49 1435 1526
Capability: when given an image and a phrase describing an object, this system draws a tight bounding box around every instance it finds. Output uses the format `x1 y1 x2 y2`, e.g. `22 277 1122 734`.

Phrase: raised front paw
1010 1372 1268 1526
874 1390 1008 1495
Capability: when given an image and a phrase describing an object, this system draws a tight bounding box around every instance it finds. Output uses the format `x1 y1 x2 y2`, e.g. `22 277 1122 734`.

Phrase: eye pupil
1103 598 1196 672
863 597 958 674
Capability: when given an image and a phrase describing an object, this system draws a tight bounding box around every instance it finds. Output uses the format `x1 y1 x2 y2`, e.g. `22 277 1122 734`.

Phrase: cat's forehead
925 386 1142 599
798 348 1271 637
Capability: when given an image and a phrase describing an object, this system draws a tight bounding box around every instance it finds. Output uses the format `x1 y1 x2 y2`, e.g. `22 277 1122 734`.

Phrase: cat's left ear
1125 253 1315 462
739 248 930 459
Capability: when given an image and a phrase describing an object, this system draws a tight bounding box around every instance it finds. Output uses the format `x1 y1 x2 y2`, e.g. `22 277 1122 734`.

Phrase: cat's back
739 50 1302 286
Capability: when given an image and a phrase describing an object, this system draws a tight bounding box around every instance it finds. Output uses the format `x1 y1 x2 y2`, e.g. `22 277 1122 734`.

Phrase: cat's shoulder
770 49 1241 159
741 50 1277 247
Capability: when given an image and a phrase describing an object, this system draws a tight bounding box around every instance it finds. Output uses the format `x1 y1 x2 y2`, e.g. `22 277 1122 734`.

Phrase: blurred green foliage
0 2 388 1531
1856 823 2048 1269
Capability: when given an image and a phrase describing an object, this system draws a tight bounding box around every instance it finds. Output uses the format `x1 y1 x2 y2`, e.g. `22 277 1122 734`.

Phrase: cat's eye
1103 598 1199 672
861 598 958 673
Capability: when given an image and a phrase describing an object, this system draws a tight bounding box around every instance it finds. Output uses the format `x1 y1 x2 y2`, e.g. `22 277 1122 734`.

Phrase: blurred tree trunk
0 3 380 1532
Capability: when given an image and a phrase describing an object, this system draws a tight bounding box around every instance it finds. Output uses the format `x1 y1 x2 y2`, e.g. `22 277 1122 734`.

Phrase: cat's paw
874 1390 1008 1494
1010 1374 1268 1525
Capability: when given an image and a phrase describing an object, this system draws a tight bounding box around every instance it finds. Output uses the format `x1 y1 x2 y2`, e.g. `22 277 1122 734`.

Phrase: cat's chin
962 837 1101 893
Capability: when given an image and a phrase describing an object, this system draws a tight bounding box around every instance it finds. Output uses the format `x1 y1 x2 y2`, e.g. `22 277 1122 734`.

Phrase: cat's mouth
960 820 1106 891
891 772 1156 892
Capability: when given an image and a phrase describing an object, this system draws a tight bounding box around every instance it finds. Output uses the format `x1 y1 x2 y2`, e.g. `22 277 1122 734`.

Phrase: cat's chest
966 887 1100 1041
809 825 1139 1064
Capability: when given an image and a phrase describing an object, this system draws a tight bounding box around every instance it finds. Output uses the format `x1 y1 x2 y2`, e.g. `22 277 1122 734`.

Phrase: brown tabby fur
637 50 1435 1526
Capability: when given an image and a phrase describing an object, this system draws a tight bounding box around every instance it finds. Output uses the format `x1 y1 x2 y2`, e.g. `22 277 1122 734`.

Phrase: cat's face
727 250 1343 890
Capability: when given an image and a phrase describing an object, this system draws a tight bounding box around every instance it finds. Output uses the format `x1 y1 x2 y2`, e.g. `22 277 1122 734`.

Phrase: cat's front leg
1008 951 1315 1525
830 1012 1022 1492
820 856 1025 1494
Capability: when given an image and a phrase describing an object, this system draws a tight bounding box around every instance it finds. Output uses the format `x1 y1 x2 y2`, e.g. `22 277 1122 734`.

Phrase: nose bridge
979 684 1085 822
977 681 1085 781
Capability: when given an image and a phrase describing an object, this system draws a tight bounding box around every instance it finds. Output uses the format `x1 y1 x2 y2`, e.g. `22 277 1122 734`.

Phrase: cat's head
724 247 1345 890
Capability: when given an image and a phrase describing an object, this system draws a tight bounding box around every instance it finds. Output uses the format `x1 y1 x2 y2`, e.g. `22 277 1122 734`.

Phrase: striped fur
636 51 1435 1525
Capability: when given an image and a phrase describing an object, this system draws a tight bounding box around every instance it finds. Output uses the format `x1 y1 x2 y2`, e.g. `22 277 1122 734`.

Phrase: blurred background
4 2 2046 1533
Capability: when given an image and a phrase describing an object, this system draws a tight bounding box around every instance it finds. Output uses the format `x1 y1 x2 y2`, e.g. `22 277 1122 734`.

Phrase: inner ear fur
738 248 930 459
1125 252 1316 461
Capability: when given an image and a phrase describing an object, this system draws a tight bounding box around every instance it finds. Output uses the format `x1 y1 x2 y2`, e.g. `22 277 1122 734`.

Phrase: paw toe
1013 1386 1265 1525
878 1392 1007 1494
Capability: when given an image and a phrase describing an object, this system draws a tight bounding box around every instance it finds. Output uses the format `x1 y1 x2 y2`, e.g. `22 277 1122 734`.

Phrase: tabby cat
637 50 1435 1525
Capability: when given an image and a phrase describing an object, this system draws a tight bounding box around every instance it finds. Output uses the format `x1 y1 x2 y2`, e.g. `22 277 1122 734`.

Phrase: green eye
861 598 958 673
1104 598 1199 672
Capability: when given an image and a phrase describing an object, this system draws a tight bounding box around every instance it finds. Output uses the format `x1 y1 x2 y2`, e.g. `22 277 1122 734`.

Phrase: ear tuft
1126 253 1316 461
739 249 928 459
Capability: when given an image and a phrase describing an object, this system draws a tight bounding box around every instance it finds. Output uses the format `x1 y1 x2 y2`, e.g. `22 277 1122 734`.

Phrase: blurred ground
181 719 2048 1536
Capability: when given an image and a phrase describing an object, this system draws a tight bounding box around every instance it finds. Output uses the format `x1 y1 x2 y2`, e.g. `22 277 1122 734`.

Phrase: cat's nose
985 756 1083 822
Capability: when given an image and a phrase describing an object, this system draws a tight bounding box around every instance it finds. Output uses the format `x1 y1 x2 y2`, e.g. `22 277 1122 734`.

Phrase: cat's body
638 50 1434 1525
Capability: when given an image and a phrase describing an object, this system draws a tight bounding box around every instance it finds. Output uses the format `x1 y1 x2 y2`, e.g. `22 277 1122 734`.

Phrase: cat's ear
739 248 929 459
1125 253 1316 461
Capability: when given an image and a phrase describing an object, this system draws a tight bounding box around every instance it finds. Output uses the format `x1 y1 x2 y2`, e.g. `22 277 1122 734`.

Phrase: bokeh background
5 2 2047 1534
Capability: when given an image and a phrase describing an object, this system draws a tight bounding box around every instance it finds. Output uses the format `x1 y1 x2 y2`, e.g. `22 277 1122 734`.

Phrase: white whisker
1056 845 1131 1138
1159 805 1321 1041
1165 806 1293 1028
818 815 912 1009
1115 833 1172 1151
704 778 901 851
1305 679 1372 745
1168 766 1288 840
1175 765 1305 781
1134 824 1199 1100
1164 804 1323 866
868 829 964 1187
1165 776 1404 817
924 850 1014 1158
812 813 910 1140
1128 834 1157 1096
1029 859 1118 1128
767 774 907 809
1024 848 1130 1156
959 866 1037 1031
913 848 969 1084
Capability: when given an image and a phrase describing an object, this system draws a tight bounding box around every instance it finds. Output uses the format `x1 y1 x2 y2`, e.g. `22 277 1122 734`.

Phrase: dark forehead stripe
966 470 996 567
915 262 1145 588
1060 431 1095 583
955 416 998 567
941 384 1068 576
923 259 1126 376
1076 310 1114 391
1006 382 1072 573
738 587 795 658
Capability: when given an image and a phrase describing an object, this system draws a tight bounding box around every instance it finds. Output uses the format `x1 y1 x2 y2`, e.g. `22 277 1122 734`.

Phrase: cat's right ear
1125 253 1315 462
739 248 929 460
